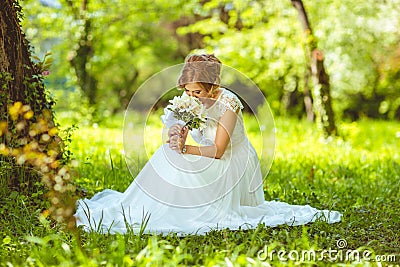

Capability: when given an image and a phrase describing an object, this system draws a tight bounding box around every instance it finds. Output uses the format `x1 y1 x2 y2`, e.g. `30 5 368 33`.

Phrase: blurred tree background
21 0 400 123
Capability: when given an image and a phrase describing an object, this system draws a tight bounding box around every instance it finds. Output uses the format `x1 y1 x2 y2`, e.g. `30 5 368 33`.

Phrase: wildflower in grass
42 70 50 76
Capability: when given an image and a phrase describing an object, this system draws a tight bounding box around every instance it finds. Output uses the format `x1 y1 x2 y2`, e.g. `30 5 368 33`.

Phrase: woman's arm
179 108 239 159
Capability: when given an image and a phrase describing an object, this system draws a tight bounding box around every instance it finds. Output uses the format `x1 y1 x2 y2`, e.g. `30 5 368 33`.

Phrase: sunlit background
1 1 400 264
21 0 400 124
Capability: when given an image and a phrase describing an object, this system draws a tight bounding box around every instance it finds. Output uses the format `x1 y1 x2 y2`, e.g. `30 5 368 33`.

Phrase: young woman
75 54 341 234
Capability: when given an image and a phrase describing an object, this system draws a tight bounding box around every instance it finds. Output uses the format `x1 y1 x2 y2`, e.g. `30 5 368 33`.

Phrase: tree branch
291 0 312 33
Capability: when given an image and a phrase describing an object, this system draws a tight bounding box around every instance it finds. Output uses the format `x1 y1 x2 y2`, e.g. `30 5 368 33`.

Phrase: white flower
161 93 207 130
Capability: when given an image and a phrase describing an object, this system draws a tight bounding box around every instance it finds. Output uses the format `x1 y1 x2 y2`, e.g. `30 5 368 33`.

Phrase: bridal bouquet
161 93 207 131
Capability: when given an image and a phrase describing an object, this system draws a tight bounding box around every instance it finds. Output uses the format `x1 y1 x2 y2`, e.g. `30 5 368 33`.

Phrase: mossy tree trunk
291 0 337 136
0 0 51 114
0 0 56 189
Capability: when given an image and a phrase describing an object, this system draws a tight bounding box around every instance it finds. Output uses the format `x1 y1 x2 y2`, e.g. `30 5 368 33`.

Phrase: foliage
306 0 400 120
0 103 76 228
20 0 400 120
1 113 399 265
21 0 189 118
179 0 400 120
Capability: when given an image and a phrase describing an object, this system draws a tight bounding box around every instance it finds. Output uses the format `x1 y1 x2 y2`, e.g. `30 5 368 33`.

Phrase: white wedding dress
75 88 342 235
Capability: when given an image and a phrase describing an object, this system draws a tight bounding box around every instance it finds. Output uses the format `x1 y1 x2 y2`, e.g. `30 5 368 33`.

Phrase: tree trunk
291 0 337 136
1 0 77 227
0 0 54 186
303 68 314 121
0 0 49 115
66 0 98 105
311 50 337 135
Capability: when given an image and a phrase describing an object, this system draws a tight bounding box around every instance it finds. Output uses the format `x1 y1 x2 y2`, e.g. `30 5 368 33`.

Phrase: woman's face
184 83 209 98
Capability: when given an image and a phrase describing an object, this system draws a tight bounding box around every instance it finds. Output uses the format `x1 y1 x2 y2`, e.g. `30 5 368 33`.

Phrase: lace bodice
190 88 246 149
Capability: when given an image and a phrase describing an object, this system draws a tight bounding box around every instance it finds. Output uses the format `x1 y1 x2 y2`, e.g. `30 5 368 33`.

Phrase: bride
74 54 342 235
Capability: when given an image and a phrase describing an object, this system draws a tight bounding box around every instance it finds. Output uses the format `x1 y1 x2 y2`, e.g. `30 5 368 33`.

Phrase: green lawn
1 113 399 266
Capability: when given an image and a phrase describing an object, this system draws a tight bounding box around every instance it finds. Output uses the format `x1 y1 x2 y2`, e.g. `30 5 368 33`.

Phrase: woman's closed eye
185 90 201 95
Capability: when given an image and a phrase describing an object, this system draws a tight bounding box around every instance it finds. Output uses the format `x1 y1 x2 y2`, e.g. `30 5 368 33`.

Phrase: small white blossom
161 94 207 130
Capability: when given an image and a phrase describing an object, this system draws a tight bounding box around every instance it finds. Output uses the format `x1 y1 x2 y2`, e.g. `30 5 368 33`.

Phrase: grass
0 112 399 266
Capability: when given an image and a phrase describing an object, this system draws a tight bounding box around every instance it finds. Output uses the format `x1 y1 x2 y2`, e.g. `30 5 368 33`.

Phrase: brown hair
177 54 222 97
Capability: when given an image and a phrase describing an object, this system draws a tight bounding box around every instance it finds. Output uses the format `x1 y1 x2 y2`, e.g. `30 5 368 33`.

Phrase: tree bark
311 50 337 135
0 0 55 187
303 68 314 121
0 0 77 228
66 0 98 105
0 0 49 114
291 0 337 136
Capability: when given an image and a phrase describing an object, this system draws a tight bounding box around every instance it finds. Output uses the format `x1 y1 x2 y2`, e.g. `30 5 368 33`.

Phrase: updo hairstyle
177 54 222 97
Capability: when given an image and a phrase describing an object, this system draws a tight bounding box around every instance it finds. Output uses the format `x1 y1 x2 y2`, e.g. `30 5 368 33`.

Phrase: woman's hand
168 134 183 153
167 124 183 140
167 124 189 153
